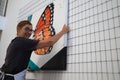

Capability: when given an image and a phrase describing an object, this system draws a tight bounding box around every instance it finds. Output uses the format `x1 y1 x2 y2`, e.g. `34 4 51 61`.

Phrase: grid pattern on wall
18 0 120 80
67 0 120 80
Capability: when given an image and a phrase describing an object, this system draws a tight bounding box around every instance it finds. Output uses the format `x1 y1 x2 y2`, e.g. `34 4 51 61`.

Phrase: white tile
92 73 97 80
100 41 105 50
96 42 100 51
79 73 83 80
91 33 95 42
83 74 88 80
110 39 117 49
108 19 114 29
108 74 114 80
86 26 90 34
107 62 113 72
67 64 72 72
101 51 106 61
103 20 109 30
88 73 92 80
95 32 100 41
82 19 86 26
97 0 102 5
98 13 103 22
105 40 111 50
78 28 83 36
82 4 86 11
75 73 80 80
113 61 119 73
118 49 120 60
87 63 92 72
83 27 87 35
79 54 83 62
89 8 94 16
86 18 90 25
91 43 95 51
79 37 83 45
83 44 87 53
75 45 79 53
76 14 79 21
104 30 110 40
93 7 98 15
107 1 112 10
94 23 99 32
96 52 101 61
102 73 108 80
83 36 87 44
94 15 98 23
72 46 76 54
99 22 104 31
93 0 97 7
87 35 91 43
109 29 115 39
83 53 87 62
116 38 120 48
103 11 108 20
100 31 104 40
112 0 118 8
67 56 71 63
91 52 96 61
111 50 118 60
114 17 120 27
98 5 102 13
92 62 97 72
102 3 107 12
113 8 119 17
97 62 102 72
102 62 107 72
80 63 84 72
97 74 102 80
75 64 80 72
90 16 94 24
83 63 87 72
87 52 92 61
79 44 83 53
90 24 95 33
118 0 120 6
108 10 113 19
75 30 79 37
114 74 120 80
86 10 90 18
106 50 112 60
89 1 93 9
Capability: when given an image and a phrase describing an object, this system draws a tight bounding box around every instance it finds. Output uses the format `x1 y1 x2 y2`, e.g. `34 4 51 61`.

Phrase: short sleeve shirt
1 37 39 74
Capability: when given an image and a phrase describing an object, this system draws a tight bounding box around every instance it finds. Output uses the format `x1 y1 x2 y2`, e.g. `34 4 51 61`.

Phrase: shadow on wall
0 30 2 40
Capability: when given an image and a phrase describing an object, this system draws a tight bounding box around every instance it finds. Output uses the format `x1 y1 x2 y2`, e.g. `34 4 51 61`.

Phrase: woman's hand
61 24 69 34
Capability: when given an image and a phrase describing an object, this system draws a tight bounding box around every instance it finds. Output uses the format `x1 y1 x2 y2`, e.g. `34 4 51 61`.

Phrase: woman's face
18 24 33 38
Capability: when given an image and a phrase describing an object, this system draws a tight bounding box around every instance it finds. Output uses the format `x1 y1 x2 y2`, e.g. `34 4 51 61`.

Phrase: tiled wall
19 0 120 80
67 0 120 80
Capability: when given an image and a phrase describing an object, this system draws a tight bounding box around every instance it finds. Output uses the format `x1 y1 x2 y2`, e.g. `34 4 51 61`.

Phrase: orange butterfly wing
34 3 55 55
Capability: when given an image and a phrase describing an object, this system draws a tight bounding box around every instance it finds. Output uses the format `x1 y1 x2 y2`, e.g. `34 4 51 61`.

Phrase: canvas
27 0 68 71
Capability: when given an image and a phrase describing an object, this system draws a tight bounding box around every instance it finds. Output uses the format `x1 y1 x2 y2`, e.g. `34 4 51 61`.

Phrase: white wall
0 0 32 66
0 0 120 80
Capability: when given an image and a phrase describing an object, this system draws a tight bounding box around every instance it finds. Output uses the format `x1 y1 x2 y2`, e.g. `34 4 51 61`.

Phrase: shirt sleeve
14 37 39 51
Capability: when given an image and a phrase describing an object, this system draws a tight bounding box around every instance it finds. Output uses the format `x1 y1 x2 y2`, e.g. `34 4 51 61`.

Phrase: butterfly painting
34 3 55 55
28 1 67 71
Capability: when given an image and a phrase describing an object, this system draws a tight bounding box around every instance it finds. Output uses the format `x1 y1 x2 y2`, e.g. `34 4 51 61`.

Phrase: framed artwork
28 0 68 71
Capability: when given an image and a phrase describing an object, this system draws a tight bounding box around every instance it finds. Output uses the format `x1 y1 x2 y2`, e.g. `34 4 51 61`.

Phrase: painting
28 0 68 71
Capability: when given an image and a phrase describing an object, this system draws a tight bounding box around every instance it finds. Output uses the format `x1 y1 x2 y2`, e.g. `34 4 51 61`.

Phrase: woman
0 20 69 80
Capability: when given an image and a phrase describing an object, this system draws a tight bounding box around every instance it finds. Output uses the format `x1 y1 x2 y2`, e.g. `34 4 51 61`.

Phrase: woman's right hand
61 24 69 34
